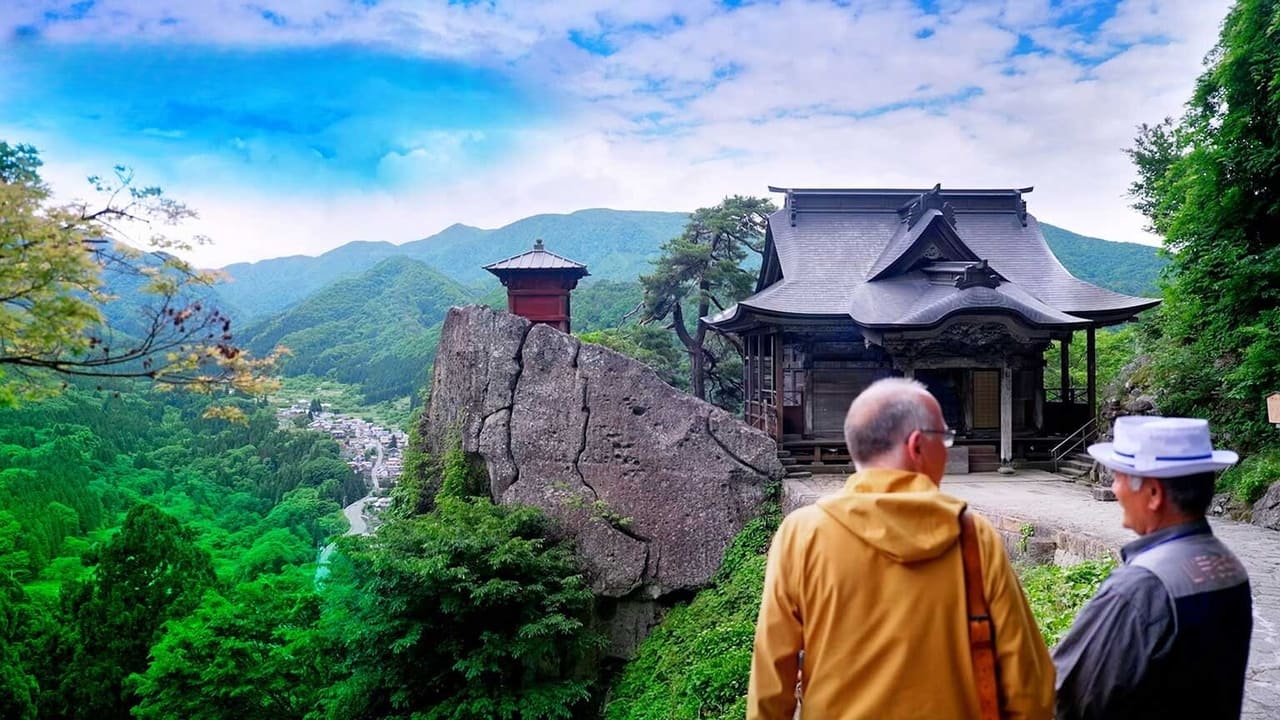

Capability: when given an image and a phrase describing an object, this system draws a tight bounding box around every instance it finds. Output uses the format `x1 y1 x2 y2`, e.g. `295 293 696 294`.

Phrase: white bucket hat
1087 416 1238 479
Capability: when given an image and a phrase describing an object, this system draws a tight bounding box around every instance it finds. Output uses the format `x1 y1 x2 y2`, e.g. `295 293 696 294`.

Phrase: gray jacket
1052 519 1251 719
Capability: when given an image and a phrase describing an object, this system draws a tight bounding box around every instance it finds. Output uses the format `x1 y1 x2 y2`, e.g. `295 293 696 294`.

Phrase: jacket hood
816 468 966 563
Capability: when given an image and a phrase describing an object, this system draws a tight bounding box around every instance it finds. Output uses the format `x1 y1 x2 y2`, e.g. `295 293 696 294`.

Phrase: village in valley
278 402 409 523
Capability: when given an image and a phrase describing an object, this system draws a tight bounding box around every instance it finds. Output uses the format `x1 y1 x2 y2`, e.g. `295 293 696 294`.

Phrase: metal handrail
1051 416 1098 473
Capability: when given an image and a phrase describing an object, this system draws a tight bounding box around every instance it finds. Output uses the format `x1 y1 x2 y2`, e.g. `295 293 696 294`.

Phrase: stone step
780 457 797 467
776 450 792 458
785 470 813 480
807 464 856 475
1059 459 1093 473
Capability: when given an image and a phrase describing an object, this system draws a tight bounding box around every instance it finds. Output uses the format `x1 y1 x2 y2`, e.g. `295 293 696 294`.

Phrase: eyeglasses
917 428 956 448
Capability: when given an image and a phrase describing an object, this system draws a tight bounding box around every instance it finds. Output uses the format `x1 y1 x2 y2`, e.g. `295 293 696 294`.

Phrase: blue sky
0 0 1231 267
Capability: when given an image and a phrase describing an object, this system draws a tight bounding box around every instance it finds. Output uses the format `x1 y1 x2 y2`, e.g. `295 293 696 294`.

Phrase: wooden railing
1045 387 1087 405
745 393 778 437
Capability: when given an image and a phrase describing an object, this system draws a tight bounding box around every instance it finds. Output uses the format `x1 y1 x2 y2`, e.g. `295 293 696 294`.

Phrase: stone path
783 470 1280 719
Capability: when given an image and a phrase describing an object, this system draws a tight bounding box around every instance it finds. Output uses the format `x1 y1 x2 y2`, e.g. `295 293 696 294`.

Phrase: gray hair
1127 472 1216 516
844 377 937 464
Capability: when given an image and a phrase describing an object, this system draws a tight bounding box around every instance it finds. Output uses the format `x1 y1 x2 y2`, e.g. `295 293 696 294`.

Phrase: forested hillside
217 209 689 321
1040 224 1166 297
0 383 356 718
244 257 476 403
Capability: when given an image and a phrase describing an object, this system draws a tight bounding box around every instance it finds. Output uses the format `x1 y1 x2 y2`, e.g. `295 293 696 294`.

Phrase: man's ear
1146 477 1166 512
904 430 921 461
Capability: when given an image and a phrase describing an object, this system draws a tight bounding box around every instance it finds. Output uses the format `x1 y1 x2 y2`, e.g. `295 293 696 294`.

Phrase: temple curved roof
483 239 589 275
705 186 1159 333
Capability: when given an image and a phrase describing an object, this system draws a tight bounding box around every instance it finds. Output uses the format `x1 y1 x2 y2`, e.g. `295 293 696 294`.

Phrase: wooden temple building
703 186 1159 471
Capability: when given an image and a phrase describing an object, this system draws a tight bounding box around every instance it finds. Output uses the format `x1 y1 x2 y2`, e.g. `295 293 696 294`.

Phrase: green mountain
244 257 477 402
1041 223 1166 297
217 209 690 321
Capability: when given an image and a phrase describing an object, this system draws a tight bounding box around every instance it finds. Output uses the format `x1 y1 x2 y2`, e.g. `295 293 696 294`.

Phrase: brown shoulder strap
960 508 1001 720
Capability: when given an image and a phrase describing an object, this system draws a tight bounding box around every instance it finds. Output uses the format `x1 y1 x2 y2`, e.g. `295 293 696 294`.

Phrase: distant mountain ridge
217 209 690 321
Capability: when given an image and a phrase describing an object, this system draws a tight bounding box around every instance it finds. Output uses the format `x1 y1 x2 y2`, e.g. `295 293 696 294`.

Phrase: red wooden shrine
483 239 589 333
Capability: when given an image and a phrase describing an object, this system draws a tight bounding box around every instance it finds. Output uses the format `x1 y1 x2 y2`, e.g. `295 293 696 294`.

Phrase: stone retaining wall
782 478 1120 567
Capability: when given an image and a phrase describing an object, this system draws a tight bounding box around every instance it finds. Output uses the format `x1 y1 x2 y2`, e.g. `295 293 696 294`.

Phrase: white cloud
9 0 1236 267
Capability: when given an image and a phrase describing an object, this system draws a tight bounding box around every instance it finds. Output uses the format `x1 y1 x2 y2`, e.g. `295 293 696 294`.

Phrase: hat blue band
1114 450 1213 462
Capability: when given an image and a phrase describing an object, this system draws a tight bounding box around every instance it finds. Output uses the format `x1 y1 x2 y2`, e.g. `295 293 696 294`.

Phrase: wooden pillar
1034 364 1045 432
962 370 973 434
773 332 784 440
1059 337 1071 402
1000 361 1014 467
1086 327 1097 422
744 335 754 426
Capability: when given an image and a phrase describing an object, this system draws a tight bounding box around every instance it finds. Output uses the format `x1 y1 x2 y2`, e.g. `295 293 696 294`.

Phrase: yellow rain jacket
748 469 1054 719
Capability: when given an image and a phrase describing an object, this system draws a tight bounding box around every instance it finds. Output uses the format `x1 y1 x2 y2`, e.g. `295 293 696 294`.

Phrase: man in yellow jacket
748 377 1054 719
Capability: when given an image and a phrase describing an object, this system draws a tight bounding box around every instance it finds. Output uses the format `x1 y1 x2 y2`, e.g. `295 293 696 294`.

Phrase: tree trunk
671 303 705 400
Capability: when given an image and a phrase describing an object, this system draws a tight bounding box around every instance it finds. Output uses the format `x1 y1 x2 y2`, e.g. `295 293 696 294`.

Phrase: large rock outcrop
1250 483 1280 529
421 306 781 655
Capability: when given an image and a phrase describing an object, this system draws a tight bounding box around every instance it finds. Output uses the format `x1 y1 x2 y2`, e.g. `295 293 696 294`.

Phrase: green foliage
570 280 646 333
392 411 439 517
59 503 217 720
437 434 488 502
641 196 775 404
578 324 689 391
1217 448 1280 504
1040 224 1165 297
0 576 41 720
1019 558 1116 647
1043 325 1143 398
1126 0 1280 455
0 142 276 405
245 257 470 403
606 541 769 719
131 572 326 720
320 496 603 720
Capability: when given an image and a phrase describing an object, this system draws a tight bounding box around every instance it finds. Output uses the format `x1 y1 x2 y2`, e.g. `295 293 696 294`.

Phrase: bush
1019 558 1115 647
1217 449 1280 505
321 496 604 720
606 512 779 720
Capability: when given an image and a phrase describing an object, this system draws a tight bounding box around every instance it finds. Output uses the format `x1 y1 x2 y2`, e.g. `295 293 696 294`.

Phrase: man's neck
1144 511 1202 535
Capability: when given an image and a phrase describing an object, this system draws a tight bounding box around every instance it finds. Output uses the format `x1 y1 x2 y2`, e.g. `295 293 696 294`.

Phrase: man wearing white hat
1053 416 1252 719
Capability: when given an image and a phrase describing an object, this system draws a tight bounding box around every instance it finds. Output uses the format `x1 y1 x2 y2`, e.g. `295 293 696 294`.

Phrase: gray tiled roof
483 240 589 273
705 187 1159 331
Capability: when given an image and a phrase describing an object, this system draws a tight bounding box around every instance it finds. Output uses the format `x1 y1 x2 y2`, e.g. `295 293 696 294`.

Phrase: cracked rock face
423 306 781 654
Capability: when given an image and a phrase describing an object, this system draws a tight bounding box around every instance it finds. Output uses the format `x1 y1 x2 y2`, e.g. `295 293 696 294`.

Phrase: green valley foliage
1126 0 1280 459
0 382 601 720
